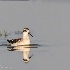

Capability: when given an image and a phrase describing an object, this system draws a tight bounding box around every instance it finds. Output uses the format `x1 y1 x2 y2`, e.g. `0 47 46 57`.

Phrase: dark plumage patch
23 28 29 32
7 38 21 44
23 30 27 32
24 28 29 30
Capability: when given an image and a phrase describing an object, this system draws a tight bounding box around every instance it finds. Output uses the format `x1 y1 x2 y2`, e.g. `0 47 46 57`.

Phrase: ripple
0 64 12 69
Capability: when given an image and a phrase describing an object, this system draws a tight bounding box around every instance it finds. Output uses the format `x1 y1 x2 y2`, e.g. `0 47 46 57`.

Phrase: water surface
0 1 70 70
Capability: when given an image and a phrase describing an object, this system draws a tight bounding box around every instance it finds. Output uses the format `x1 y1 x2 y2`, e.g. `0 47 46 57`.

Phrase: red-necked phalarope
7 28 33 63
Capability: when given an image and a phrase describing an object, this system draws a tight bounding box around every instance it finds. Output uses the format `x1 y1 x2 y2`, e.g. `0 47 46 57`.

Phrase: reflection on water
0 31 70 70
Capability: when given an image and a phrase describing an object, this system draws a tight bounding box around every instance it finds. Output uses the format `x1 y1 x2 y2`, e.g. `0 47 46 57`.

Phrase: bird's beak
29 32 33 37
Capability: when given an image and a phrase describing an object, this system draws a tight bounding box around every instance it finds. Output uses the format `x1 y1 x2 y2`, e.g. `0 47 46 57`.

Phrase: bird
7 28 33 63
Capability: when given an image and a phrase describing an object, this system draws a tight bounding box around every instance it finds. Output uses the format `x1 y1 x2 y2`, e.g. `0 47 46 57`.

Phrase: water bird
7 28 33 63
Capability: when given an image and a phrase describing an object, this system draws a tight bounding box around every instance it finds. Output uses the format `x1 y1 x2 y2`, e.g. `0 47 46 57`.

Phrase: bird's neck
23 33 30 40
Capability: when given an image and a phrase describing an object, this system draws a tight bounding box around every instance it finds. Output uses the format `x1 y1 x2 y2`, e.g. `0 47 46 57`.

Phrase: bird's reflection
7 45 33 63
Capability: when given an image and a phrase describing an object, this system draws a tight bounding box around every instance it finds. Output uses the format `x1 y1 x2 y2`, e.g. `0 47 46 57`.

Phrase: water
0 1 70 70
